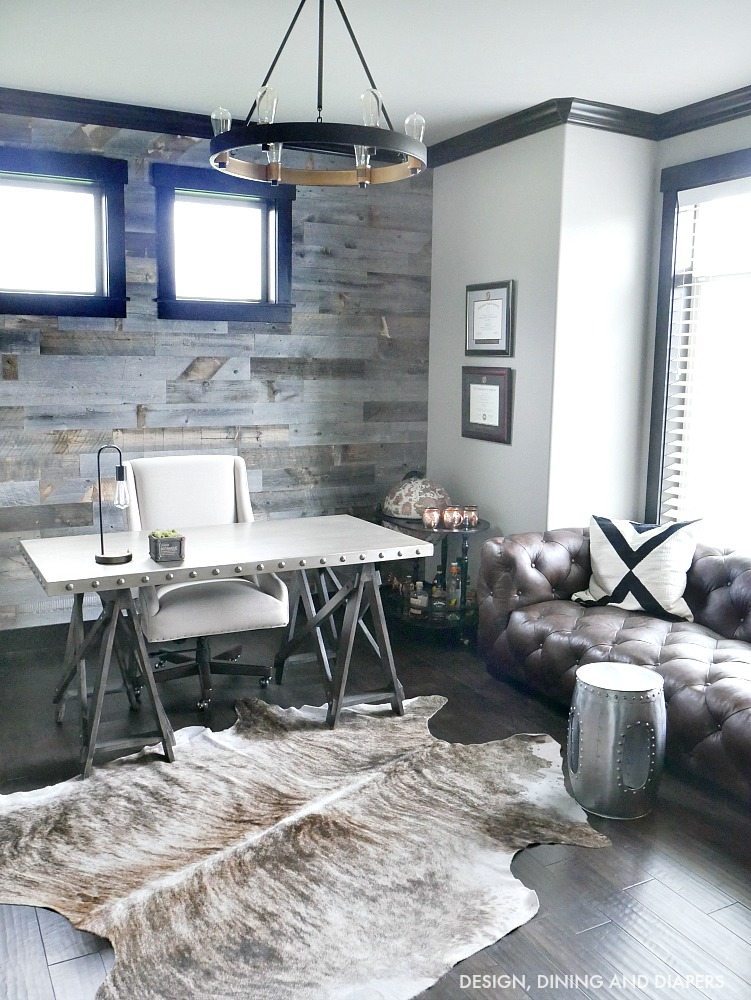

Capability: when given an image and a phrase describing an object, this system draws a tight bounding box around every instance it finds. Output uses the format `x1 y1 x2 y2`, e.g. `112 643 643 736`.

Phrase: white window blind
661 182 751 549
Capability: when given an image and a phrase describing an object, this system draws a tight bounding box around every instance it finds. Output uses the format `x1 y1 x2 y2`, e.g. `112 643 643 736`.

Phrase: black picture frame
461 366 513 444
465 280 515 356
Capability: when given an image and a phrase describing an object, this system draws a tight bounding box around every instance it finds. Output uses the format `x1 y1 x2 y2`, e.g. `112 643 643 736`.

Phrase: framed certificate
465 280 515 356
461 366 513 444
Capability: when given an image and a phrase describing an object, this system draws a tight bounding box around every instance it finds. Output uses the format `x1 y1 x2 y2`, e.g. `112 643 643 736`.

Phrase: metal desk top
22 514 434 597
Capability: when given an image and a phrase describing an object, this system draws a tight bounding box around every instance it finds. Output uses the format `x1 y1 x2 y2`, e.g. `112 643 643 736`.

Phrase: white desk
21 515 432 775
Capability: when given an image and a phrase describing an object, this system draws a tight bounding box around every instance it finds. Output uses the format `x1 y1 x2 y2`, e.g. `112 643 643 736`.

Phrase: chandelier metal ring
210 122 427 187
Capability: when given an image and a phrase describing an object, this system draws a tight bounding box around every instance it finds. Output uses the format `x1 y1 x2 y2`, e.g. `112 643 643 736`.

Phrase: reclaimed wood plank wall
0 115 432 628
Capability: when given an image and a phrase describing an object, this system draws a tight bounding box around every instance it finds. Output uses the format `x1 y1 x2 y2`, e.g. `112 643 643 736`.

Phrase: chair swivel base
148 635 271 710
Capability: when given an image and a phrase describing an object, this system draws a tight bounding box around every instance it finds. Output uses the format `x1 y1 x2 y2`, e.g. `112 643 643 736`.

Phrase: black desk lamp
95 445 132 565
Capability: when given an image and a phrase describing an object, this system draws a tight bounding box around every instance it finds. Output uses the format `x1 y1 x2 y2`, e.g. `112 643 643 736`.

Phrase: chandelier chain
245 0 308 126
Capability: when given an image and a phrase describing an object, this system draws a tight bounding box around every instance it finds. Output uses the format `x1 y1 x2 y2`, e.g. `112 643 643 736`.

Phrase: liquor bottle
410 581 429 617
431 565 445 595
402 575 414 615
446 562 461 621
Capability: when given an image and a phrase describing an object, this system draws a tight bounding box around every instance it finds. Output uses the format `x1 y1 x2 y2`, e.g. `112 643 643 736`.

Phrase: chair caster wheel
259 676 270 689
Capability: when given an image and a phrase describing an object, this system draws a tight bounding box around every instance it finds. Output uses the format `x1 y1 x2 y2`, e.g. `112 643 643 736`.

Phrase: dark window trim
150 163 294 323
0 145 127 317
645 145 751 522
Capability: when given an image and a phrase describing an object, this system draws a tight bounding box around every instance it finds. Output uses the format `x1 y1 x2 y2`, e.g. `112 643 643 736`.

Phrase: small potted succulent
148 528 185 563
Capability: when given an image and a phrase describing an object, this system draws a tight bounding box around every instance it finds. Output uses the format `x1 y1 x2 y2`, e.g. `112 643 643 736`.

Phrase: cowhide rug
0 696 606 999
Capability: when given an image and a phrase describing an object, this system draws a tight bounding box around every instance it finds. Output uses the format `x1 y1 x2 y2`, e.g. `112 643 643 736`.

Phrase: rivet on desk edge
189 571 198 578
299 559 306 566
116 577 125 585
212 568 220 575
320 558 326 564
166 573 174 581
378 552 384 559
397 550 403 557
339 555 346 562
256 563 264 571
235 565 243 573
416 549 421 555
278 561 285 569
92 580 100 588
359 554 365 560
141 576 149 583
66 583 74 591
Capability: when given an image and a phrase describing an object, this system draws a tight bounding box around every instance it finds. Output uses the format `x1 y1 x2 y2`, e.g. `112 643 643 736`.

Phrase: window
0 146 127 317
151 164 294 322
647 150 751 549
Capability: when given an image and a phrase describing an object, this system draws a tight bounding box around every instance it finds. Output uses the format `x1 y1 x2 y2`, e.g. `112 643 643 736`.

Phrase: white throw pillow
572 515 698 620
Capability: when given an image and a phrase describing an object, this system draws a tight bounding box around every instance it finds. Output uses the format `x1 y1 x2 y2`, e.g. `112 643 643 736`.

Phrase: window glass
150 162 294 323
173 192 263 302
0 178 99 295
0 147 127 317
659 183 751 549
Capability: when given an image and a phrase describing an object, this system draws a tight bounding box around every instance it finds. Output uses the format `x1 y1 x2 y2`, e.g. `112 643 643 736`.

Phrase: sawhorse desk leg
275 564 405 727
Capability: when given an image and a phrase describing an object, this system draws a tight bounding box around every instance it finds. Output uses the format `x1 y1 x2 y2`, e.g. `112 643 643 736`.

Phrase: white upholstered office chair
124 455 289 709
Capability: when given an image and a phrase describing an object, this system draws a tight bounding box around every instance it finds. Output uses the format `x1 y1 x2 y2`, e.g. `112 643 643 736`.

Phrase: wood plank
36 907 107 964
262 464 375 491
289 420 427 446
364 401 429 422
0 502 92 531
712 902 751 945
598 887 751 999
304 377 428 403
303 221 431 254
0 480 41 506
579 920 711 1000
0 328 42 352
523 914 651 1000
0 904 55 1000
625 879 751 982
0 380 165 405
17 355 250 382
24 407 140 431
252 334 375 360
48 952 107 1000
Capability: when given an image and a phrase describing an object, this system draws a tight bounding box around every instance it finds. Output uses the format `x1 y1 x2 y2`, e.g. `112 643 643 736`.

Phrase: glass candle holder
462 505 479 528
422 507 442 529
442 506 463 529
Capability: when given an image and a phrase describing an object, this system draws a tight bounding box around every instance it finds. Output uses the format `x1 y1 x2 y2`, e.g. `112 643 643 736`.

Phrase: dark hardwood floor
1 622 750 999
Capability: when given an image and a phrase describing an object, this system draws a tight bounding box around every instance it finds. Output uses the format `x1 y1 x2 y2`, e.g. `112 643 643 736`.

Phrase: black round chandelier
209 0 428 188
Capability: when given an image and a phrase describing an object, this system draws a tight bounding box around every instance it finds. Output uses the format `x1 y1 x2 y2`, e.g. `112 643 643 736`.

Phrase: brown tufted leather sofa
477 528 751 801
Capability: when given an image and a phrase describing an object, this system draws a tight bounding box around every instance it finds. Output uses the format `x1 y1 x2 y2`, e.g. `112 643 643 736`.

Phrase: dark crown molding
2 82 751 168
0 86 213 139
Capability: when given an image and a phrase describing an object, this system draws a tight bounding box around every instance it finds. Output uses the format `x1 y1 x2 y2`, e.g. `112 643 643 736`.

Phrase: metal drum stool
567 663 666 819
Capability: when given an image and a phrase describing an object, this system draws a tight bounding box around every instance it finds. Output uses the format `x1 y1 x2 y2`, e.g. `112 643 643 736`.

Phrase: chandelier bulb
404 112 426 144
267 142 283 185
210 107 233 136
354 144 371 188
361 88 383 128
257 86 279 125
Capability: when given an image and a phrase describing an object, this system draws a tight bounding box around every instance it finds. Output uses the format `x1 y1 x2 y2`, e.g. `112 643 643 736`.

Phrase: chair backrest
124 455 254 531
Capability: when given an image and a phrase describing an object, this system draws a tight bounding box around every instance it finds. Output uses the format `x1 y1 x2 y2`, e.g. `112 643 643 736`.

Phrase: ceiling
3 0 751 144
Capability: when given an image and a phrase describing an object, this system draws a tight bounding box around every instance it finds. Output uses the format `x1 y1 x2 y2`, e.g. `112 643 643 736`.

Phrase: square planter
148 534 185 563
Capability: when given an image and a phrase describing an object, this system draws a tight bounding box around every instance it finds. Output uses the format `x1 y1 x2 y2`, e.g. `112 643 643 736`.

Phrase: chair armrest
477 529 591 658
252 573 288 603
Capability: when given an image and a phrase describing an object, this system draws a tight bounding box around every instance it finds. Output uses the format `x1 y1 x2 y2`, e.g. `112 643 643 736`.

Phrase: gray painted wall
548 127 657 527
426 128 566 544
